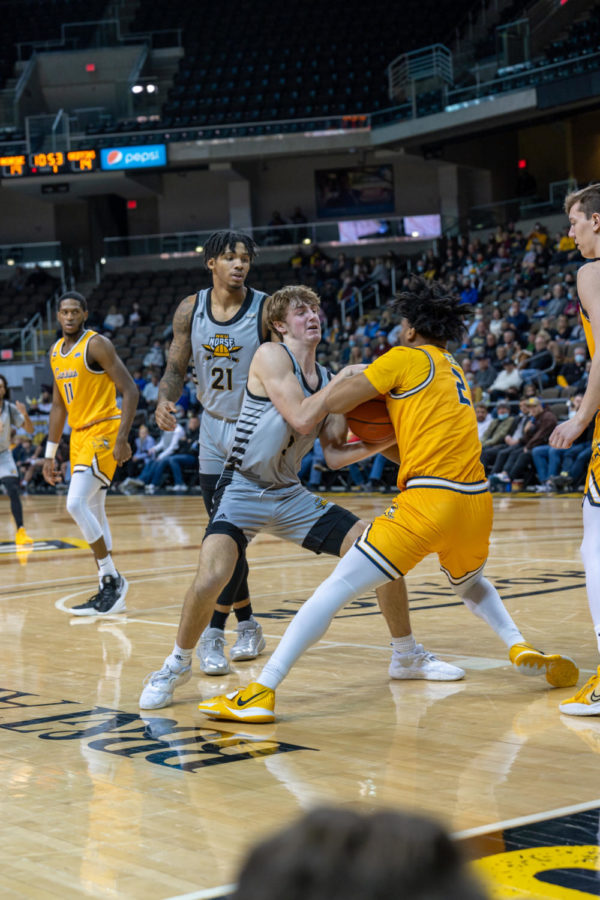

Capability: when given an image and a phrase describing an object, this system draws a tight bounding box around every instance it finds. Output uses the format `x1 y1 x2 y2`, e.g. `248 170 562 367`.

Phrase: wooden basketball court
1 490 599 899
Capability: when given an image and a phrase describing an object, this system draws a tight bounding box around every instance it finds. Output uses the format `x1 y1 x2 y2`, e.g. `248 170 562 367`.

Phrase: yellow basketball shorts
584 413 600 506
356 486 493 584
69 418 121 487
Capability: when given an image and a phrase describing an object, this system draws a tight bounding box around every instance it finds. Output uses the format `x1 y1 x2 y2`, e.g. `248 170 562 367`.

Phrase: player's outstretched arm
156 295 194 431
89 335 139 464
551 265 600 449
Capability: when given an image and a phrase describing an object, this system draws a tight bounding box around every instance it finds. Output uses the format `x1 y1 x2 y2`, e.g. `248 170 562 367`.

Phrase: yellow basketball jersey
51 330 120 430
580 300 596 358
364 344 486 490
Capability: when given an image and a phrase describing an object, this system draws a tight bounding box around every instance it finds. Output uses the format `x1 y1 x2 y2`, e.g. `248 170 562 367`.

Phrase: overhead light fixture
100 257 107 265
131 84 144 94
195 245 203 253
411 231 420 237
302 237 311 245
146 84 157 94
6 258 15 266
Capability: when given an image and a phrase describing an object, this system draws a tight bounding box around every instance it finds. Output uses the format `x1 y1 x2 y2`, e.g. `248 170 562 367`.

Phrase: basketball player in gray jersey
155 231 269 675
0 373 35 545
140 285 464 710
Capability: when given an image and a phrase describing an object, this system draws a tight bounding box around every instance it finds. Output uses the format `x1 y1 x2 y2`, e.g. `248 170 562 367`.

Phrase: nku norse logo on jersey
202 333 243 362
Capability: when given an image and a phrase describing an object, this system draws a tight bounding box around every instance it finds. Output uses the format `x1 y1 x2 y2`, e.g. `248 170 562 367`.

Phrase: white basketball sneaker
139 661 192 709
389 644 465 681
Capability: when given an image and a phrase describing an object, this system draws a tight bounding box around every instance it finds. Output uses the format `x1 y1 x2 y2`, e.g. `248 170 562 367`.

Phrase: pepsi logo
106 150 123 165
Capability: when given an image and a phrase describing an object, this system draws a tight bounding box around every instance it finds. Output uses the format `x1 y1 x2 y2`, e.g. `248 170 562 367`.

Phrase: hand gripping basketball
346 396 394 443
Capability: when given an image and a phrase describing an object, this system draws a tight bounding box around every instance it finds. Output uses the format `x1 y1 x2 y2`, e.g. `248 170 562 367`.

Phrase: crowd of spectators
287 219 591 493
3 217 591 496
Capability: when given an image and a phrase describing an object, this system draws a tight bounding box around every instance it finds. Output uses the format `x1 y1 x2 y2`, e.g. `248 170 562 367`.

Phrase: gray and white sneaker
230 617 266 661
197 627 230 675
389 644 465 681
139 661 192 709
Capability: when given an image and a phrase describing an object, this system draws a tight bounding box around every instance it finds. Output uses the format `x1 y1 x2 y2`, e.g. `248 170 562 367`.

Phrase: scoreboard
0 149 99 178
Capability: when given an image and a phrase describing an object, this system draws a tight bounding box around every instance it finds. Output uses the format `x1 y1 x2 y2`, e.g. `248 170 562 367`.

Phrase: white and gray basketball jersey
224 345 330 488
191 287 268 421
0 401 23 454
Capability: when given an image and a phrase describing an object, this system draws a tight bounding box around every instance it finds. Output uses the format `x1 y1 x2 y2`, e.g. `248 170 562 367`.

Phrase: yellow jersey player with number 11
43 291 138 615
198 277 579 724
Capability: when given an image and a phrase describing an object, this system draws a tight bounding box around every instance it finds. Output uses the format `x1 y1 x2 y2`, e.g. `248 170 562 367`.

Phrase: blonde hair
266 285 321 336
564 183 600 216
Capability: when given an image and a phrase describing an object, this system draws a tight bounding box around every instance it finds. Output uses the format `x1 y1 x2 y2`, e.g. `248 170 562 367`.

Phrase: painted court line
160 800 600 900
454 796 600 840
163 885 235 900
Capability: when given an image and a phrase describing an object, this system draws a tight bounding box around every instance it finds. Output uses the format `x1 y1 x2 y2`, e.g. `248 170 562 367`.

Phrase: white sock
581 497 600 653
391 635 417 655
167 642 193 671
97 554 118 581
452 572 524 647
259 546 389 690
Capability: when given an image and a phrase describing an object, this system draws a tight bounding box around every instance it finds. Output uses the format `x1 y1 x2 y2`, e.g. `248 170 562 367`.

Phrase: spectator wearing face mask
474 402 493 439
467 308 485 337
480 401 515 471
557 346 588 391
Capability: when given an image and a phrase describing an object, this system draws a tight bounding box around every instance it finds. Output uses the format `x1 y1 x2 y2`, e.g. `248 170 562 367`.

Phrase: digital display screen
315 165 395 219
0 149 98 177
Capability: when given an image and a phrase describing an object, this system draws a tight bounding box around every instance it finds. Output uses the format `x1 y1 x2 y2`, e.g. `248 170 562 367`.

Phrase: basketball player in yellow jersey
198 278 579 724
551 184 600 715
42 292 139 615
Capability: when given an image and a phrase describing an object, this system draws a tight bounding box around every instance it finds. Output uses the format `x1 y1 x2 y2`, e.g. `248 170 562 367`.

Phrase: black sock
210 609 229 630
235 603 252 623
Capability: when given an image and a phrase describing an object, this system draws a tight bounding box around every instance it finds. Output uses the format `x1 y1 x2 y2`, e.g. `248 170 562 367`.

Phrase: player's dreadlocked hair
393 277 465 345
203 230 258 268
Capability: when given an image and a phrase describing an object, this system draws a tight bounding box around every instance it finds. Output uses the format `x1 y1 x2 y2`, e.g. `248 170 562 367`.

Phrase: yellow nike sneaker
198 682 275 723
559 667 600 716
15 527 33 544
15 545 33 566
509 641 579 688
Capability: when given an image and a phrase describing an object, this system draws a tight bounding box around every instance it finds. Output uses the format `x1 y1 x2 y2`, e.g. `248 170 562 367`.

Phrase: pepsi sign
100 144 167 171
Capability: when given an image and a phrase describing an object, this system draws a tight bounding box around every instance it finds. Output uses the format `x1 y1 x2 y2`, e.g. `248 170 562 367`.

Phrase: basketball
346 396 394 443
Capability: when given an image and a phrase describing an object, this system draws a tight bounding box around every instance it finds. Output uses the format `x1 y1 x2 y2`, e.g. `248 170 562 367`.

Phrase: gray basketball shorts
0 448 18 479
206 473 360 557
199 411 237 476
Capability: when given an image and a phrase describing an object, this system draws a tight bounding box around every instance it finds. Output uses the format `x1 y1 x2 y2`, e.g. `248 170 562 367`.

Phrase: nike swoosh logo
236 690 269 707
590 690 600 702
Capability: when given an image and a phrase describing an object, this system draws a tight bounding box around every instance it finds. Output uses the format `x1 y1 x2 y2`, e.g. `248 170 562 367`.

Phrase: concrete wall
0 189 55 243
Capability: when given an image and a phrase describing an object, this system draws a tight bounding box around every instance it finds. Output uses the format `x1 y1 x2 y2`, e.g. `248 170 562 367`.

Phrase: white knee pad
89 487 112 550
66 470 104 544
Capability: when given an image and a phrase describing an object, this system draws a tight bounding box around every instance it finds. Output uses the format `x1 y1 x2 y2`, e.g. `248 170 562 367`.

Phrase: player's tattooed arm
156 295 194 431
